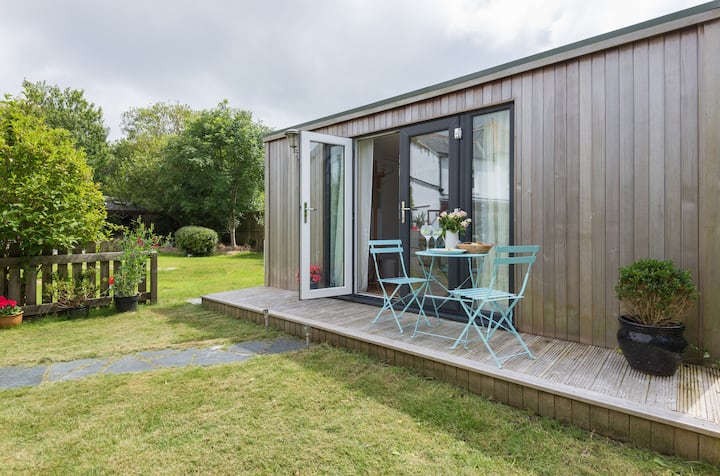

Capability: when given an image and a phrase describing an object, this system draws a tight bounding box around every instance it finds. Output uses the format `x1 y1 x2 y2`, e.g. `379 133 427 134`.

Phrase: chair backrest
486 245 539 298
368 239 410 280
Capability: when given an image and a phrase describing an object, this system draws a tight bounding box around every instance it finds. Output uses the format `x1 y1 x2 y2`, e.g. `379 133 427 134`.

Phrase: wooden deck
202 286 720 465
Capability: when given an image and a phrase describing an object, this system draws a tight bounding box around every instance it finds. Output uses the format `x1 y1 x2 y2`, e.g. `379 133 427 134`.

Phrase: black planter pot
617 315 687 376
114 294 140 313
67 305 90 318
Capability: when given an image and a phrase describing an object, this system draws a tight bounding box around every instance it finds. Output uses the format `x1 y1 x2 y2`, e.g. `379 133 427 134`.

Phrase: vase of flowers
111 218 165 312
438 208 472 249
0 295 23 329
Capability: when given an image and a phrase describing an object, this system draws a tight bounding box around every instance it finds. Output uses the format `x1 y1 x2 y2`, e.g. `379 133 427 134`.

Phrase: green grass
155 251 264 304
0 252 715 474
0 251 272 368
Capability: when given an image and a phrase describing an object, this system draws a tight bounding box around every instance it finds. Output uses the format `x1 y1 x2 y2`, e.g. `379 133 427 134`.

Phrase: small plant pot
0 312 23 329
617 315 687 376
114 295 140 313
67 305 90 319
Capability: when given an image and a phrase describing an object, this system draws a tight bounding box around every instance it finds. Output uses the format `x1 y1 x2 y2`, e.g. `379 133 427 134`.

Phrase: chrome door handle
400 200 411 224
399 201 429 224
304 202 317 223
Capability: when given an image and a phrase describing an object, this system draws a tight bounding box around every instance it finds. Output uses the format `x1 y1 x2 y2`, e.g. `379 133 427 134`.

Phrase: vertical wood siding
265 140 299 291
265 20 720 355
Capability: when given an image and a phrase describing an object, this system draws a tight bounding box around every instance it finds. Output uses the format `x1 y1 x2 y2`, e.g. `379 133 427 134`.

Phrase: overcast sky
0 0 708 140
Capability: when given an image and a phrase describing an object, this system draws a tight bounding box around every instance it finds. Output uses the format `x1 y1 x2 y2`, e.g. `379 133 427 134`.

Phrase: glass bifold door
356 106 512 316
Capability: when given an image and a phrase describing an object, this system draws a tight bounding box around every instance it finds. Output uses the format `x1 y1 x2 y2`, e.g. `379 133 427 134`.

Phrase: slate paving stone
0 337 307 389
228 341 270 354
104 355 156 374
266 338 307 354
138 349 181 359
150 348 198 368
194 349 252 366
47 358 109 382
0 366 46 389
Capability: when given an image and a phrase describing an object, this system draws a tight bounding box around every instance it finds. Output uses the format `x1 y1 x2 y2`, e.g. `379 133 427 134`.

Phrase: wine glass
420 225 434 251
431 226 443 249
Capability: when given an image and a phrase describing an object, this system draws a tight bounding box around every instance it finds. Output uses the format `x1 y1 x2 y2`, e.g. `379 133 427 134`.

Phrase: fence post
150 252 158 304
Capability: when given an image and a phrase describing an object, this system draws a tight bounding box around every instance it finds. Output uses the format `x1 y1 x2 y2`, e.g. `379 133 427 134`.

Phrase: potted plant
0 295 23 329
438 208 471 249
615 258 699 376
45 270 96 318
112 219 163 312
309 265 322 289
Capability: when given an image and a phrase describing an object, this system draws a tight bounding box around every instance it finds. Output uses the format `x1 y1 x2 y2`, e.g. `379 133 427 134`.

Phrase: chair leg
372 284 430 334
452 299 534 368
489 302 536 361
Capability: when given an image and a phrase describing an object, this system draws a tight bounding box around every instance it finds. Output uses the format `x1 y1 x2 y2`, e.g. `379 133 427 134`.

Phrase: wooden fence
0 243 158 317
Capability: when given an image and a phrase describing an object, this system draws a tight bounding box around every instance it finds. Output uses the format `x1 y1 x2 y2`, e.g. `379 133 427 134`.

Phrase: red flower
108 276 115 285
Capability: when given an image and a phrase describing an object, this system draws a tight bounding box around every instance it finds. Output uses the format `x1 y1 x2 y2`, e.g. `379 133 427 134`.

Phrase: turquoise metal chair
449 245 539 367
369 239 429 333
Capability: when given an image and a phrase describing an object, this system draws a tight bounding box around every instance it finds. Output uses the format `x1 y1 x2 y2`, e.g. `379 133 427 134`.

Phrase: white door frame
299 131 353 299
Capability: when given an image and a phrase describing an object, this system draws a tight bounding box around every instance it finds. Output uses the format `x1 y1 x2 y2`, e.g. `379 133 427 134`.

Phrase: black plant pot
67 305 90 319
617 315 687 376
114 294 140 313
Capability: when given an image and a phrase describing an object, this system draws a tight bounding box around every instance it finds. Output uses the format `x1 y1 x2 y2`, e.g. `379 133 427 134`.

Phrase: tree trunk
228 216 237 248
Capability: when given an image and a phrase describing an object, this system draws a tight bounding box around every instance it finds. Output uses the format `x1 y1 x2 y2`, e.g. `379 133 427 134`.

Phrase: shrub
175 226 218 256
615 258 698 326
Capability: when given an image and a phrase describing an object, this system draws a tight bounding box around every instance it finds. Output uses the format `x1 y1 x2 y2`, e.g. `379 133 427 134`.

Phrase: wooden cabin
262 1 720 359
201 2 720 464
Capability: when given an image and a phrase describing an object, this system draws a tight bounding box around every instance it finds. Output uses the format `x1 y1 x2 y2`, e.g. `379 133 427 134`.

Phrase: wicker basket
457 242 493 254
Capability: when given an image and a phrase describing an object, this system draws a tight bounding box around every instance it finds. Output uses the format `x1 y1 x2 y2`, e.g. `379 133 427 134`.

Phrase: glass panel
309 141 345 289
409 130 449 290
357 134 400 295
472 109 510 288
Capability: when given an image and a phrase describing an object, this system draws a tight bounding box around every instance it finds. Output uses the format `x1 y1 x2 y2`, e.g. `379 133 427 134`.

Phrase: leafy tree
20 80 110 182
120 102 191 139
0 97 107 256
159 101 268 246
104 102 191 210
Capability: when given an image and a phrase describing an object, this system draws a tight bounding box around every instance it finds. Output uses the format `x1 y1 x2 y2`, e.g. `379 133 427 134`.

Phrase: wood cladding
265 19 720 355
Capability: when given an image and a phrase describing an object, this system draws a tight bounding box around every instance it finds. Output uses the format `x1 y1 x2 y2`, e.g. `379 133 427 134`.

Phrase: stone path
0 337 307 390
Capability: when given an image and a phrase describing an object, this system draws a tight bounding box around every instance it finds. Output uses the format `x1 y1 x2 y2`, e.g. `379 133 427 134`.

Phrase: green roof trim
267 1 720 140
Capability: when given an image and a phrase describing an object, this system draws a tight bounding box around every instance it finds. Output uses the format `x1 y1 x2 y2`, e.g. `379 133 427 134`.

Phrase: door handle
399 201 429 224
304 202 317 223
400 200 411 224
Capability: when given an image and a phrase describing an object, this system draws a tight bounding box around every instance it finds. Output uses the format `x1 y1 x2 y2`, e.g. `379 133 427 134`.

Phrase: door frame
399 116 462 286
299 131 353 299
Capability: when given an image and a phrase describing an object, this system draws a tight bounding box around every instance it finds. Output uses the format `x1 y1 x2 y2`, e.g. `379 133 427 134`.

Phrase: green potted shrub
112 219 165 312
45 270 96 317
615 258 699 376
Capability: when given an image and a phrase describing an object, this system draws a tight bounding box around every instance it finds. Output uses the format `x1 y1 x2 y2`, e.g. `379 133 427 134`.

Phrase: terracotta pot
0 312 23 329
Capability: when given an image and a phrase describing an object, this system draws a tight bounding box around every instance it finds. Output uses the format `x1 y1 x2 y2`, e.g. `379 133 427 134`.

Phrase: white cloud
0 0 707 139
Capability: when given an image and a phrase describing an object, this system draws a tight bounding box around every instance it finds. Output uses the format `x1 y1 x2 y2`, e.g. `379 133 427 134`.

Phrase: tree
0 97 107 256
119 102 191 139
104 102 192 210
20 80 110 182
159 101 268 246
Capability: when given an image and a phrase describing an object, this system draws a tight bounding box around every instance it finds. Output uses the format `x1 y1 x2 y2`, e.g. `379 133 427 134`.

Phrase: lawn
0 252 715 474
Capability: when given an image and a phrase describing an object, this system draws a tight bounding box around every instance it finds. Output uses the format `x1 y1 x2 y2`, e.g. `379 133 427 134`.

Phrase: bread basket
457 242 493 254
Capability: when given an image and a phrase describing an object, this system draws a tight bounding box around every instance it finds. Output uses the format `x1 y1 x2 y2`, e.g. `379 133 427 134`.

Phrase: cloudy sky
0 0 708 139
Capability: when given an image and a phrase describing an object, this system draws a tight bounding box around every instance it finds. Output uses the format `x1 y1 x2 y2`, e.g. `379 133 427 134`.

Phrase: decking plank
202 286 720 466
